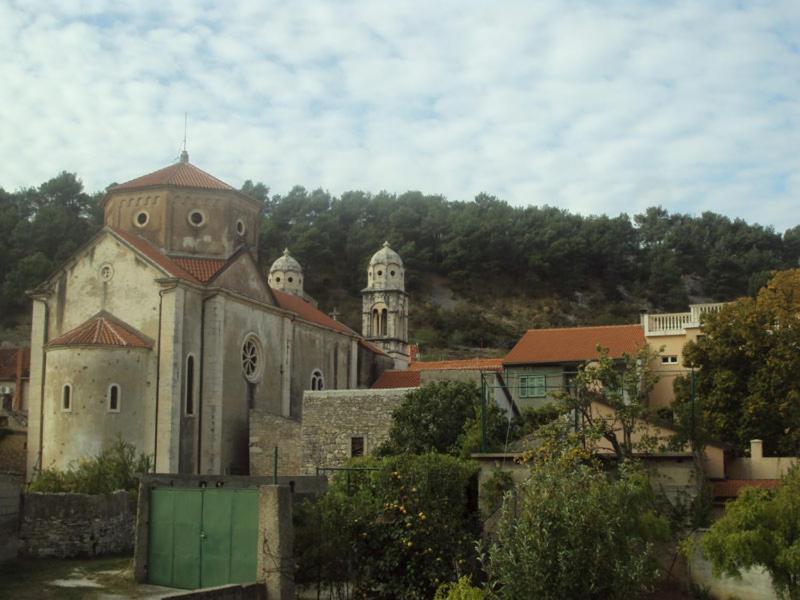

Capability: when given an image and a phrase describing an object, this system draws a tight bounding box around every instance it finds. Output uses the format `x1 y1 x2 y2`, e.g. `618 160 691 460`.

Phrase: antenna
179 113 189 163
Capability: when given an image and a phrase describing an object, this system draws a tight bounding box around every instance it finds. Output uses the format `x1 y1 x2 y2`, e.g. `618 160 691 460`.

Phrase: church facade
25 153 402 478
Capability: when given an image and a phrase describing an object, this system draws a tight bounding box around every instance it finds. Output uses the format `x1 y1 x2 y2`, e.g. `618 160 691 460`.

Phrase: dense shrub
486 458 669 600
295 453 480 599
28 439 151 495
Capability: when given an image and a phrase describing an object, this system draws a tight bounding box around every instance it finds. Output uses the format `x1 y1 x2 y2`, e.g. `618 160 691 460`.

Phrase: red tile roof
271 288 357 336
504 324 645 365
371 370 421 389
172 257 229 283
110 228 201 284
110 160 235 192
409 358 503 372
713 479 779 499
48 311 153 349
0 348 30 379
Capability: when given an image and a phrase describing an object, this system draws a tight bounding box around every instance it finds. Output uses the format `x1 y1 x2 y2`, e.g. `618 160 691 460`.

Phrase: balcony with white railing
643 302 727 336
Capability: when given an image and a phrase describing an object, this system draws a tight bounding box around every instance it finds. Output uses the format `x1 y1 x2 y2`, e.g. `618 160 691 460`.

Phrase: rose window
241 337 262 382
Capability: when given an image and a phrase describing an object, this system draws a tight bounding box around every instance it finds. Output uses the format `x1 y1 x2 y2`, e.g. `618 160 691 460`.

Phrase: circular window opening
275 276 281 282
377 270 383 276
288 277 294 283
390 270 395 276
236 219 246 236
188 210 205 227
134 211 149 227
241 336 262 383
99 263 114 282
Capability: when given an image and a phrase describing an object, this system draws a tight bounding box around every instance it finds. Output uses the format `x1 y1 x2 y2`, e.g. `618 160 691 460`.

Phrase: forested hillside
2 173 799 355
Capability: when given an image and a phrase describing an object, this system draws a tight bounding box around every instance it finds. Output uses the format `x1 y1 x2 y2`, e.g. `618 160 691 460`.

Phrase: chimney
750 439 763 460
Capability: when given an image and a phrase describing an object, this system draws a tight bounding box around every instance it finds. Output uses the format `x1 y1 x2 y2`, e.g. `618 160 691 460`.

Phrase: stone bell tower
362 241 409 368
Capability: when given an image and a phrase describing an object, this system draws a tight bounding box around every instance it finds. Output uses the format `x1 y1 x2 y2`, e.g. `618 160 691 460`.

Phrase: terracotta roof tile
172 257 229 283
271 288 357 336
504 324 645 365
371 370 421 389
48 311 153 349
0 348 30 379
713 479 779 499
110 161 235 192
409 358 503 372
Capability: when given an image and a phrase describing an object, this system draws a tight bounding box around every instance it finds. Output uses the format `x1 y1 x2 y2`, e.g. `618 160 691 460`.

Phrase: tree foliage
701 466 800 599
294 453 479 600
677 269 800 455
486 456 670 600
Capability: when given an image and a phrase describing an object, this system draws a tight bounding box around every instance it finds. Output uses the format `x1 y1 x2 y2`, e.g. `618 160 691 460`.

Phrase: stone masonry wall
19 490 135 558
249 411 302 477
0 473 22 562
300 388 410 474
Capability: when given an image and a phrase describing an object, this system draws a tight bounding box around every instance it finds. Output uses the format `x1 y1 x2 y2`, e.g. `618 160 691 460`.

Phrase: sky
1 1 799 231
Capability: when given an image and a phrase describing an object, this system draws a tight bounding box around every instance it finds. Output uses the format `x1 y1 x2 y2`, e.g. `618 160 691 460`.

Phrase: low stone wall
0 473 22 562
19 490 135 558
163 583 266 599
301 388 409 474
249 411 302 477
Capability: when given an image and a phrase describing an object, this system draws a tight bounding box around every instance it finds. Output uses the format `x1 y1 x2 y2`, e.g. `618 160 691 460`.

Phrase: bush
295 453 480 599
434 576 484 600
486 457 669 600
28 439 151 495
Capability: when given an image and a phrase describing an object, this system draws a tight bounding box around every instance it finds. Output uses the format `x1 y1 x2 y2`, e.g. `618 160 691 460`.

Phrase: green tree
701 466 800 599
378 381 513 457
678 269 800 455
486 456 669 600
294 453 479 599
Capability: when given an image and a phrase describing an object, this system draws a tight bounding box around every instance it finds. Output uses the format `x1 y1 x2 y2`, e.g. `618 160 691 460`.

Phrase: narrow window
372 308 379 336
661 355 678 364
351 436 364 457
108 384 120 412
311 369 324 391
185 355 195 416
62 384 72 411
380 308 388 336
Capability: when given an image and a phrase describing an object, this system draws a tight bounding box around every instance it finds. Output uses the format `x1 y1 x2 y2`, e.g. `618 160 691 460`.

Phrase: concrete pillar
257 485 294 600
750 439 763 460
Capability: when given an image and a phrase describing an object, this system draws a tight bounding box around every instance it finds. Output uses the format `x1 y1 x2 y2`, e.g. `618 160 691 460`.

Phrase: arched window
62 384 72 412
310 369 324 391
185 355 195 416
372 308 379 336
381 308 388 336
108 384 121 412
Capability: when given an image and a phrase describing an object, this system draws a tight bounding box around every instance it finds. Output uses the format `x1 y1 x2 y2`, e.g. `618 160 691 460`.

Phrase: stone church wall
249 410 302 477
300 388 410 474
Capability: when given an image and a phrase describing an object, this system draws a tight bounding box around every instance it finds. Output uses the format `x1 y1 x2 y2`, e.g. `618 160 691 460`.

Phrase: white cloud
1 0 799 231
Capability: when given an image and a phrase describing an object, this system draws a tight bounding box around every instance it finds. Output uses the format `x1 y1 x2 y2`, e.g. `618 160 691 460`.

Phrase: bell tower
362 241 409 368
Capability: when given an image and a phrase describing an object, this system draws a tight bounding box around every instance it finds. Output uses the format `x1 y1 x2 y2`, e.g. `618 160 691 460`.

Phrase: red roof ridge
371 370 421 389
408 358 503 371
109 227 201 284
270 288 357 337
110 160 235 193
48 310 153 349
523 323 642 333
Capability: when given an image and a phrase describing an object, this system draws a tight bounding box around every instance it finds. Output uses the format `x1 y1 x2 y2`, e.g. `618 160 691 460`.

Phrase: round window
134 211 149 227
288 277 294 283
390 270 395 276
99 263 114 282
188 210 205 227
275 276 281 282
377 270 383 276
236 219 246 236
241 336 262 383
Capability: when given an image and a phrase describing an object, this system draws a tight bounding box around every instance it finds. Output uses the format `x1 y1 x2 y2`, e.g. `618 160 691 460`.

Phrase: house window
62 384 72 412
108 384 121 412
661 355 678 364
311 369 324 391
351 436 364 457
185 355 195 416
520 375 546 398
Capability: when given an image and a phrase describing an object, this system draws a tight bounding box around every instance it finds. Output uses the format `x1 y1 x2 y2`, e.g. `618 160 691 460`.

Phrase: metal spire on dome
179 113 189 163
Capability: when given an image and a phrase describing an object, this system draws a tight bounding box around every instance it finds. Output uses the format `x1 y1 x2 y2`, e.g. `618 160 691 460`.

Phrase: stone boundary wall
301 388 411 474
0 473 22 562
19 490 135 558
163 583 266 599
249 411 301 477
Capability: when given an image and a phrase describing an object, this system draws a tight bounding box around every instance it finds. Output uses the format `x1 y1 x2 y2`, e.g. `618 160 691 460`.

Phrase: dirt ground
0 555 177 599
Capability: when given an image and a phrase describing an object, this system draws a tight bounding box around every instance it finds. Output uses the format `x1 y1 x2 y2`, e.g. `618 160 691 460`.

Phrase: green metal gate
147 487 259 589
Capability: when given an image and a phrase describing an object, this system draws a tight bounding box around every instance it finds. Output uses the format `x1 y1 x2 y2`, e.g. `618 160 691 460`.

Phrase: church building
25 152 404 478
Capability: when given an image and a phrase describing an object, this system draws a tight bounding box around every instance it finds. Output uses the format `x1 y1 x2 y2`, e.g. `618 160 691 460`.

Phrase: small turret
268 248 304 296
